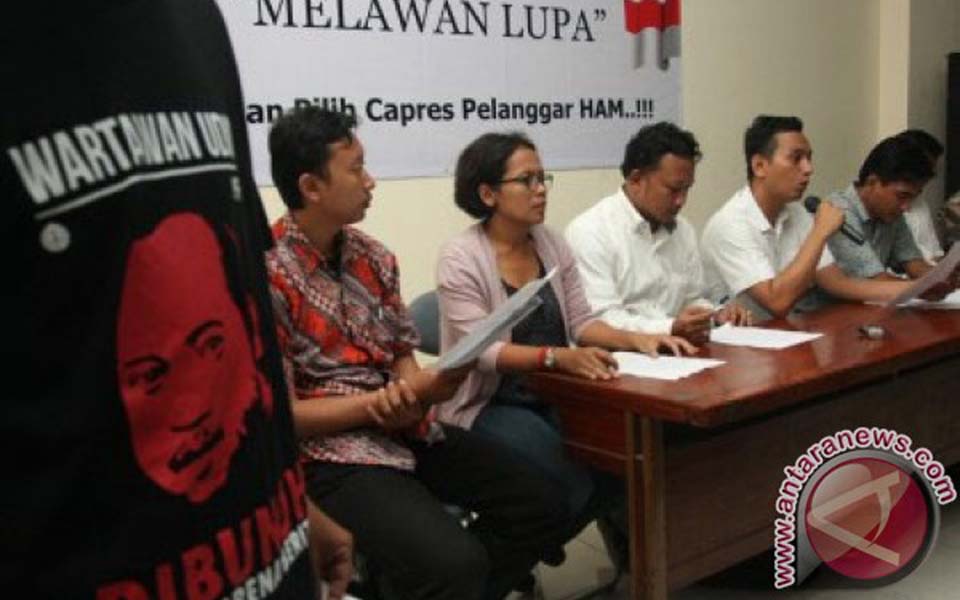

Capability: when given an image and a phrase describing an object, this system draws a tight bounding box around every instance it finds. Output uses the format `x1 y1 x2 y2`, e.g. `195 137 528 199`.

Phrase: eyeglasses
498 172 554 191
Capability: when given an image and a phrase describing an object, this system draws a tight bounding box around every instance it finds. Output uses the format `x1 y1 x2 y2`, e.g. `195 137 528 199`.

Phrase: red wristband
536 346 548 369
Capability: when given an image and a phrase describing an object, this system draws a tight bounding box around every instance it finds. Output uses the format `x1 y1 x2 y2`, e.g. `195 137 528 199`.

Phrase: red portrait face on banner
117 213 272 503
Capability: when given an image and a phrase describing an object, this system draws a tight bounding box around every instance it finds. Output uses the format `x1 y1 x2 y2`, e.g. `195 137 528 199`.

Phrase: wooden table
530 302 960 599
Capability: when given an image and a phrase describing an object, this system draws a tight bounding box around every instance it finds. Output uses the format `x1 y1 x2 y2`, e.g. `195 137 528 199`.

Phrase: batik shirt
267 215 423 470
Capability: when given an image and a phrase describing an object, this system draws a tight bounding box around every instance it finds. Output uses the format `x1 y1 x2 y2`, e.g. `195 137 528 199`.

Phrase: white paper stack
893 288 960 310
886 243 960 307
612 352 725 381
709 324 822 349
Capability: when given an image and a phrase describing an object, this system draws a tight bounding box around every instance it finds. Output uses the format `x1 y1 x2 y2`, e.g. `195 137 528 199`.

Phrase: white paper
709 323 822 349
612 352 725 381
434 268 557 371
886 243 960 307
889 288 960 310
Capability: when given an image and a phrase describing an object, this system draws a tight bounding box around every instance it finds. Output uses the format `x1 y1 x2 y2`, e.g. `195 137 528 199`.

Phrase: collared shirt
266 214 421 471
701 185 834 314
564 188 706 333
826 184 923 278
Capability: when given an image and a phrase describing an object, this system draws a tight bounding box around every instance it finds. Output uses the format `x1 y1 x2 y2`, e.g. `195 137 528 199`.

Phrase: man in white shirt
701 116 903 320
566 122 749 345
896 129 945 263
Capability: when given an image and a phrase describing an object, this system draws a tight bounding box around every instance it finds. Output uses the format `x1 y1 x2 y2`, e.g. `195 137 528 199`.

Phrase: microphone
803 196 865 245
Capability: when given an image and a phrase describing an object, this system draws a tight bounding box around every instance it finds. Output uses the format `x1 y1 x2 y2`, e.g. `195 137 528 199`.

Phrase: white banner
217 0 682 183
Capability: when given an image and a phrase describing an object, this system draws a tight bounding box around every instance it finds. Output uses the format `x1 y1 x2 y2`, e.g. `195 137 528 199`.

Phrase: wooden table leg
641 417 667 599
625 411 643 599
626 413 668 600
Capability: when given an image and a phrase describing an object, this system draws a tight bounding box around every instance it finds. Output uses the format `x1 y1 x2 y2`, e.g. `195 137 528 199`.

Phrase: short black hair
743 115 804 180
620 121 701 178
856 135 934 186
895 128 944 161
454 132 536 220
268 106 357 210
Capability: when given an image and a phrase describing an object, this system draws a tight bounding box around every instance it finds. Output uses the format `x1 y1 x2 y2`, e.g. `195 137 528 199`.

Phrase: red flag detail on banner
663 0 681 28
624 0 681 34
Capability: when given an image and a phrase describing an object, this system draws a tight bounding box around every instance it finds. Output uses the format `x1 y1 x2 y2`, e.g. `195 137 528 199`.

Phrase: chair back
408 290 440 356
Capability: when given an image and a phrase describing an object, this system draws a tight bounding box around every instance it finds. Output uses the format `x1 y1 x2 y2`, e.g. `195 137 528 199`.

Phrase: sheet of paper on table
433 267 556 371
886 243 960 307
890 288 960 310
612 352 725 381
709 323 822 349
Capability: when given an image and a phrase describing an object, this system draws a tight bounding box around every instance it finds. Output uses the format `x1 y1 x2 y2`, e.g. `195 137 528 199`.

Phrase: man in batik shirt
265 106 572 600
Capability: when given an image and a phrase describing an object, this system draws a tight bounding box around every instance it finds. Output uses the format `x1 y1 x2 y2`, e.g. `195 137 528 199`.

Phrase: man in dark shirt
2 2 351 597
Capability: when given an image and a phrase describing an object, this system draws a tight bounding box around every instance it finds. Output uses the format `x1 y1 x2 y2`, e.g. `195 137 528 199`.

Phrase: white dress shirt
903 199 944 263
565 188 706 334
700 185 834 310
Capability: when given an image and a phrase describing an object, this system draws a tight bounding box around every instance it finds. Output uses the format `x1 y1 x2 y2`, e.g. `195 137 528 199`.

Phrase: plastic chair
407 290 626 598
408 289 477 527
348 291 484 598
408 290 552 597
408 290 441 356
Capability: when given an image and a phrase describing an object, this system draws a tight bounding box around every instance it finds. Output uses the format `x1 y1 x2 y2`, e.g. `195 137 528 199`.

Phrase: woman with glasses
434 132 695 547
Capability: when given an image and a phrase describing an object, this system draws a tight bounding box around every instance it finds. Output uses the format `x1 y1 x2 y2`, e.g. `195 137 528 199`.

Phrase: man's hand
307 502 354 600
813 199 845 238
714 303 752 327
630 333 698 357
948 266 960 291
367 379 425 430
671 305 713 345
555 347 619 380
919 280 954 302
407 364 472 406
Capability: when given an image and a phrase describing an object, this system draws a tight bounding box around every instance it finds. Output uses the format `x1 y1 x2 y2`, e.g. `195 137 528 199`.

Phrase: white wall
681 0 884 229
876 0 911 138
260 0 958 301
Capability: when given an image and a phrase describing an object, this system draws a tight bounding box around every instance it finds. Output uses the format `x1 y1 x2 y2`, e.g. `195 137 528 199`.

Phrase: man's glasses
498 172 554 191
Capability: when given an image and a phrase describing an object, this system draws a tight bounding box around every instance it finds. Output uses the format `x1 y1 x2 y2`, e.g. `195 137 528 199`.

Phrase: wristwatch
543 347 557 369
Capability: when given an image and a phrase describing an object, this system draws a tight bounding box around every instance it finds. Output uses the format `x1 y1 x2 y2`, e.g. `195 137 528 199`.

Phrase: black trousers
304 424 572 600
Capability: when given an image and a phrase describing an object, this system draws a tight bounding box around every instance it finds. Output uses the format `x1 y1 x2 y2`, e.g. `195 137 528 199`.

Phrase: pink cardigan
434 223 597 428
